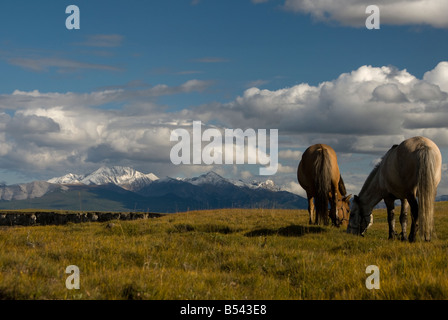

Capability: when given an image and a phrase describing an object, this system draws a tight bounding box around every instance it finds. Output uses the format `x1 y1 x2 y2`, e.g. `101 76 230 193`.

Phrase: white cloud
423 61 448 93
0 80 214 180
192 62 448 154
279 149 302 160
277 163 295 173
283 181 306 197
282 0 448 28
0 79 212 111
2 62 448 195
240 170 253 180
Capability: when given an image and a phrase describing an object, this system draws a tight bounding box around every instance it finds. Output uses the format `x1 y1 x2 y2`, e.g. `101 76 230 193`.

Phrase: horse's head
334 194 352 227
346 195 373 236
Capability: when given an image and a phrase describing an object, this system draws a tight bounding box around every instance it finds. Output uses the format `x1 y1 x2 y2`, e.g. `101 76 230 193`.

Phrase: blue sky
2 1 447 95
1 0 448 196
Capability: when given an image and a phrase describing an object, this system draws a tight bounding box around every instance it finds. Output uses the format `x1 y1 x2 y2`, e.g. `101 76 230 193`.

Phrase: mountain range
0 166 307 213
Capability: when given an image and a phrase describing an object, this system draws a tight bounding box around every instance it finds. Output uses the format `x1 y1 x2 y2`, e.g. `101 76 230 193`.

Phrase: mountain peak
252 179 280 191
188 171 228 186
47 173 84 185
47 166 159 191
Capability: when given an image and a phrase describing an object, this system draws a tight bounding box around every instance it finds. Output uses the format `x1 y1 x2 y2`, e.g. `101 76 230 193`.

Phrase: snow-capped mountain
136 171 304 212
47 173 84 185
48 167 280 193
181 171 281 191
249 179 280 192
48 166 159 192
0 167 307 212
185 171 236 186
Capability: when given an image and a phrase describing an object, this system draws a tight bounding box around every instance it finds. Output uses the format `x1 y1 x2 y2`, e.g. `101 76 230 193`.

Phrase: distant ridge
0 167 307 213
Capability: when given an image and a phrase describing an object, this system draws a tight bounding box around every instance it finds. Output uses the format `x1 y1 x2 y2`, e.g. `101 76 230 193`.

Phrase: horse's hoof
388 232 398 240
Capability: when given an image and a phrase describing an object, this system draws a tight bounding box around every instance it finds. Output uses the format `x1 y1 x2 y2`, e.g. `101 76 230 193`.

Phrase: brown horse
297 144 351 227
347 136 442 242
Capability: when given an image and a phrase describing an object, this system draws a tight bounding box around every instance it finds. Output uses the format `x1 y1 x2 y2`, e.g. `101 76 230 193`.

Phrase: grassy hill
1 203 448 299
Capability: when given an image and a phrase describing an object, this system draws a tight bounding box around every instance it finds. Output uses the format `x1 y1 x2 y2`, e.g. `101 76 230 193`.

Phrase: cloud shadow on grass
244 224 326 237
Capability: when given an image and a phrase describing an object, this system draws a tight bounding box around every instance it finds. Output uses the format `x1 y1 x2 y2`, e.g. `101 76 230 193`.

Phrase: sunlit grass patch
1 206 448 299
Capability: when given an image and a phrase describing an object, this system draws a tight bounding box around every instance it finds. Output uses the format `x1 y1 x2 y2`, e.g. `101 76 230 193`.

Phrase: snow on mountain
47 166 159 192
186 171 231 186
248 179 280 192
183 171 282 192
80 166 158 186
48 173 84 185
1 168 306 211
48 167 281 195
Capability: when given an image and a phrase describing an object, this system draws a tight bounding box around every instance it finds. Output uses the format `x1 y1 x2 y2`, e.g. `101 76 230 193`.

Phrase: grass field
1 202 448 300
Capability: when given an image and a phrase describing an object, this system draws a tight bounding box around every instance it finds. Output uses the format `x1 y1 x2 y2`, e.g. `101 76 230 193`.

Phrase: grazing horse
297 144 351 227
347 136 442 242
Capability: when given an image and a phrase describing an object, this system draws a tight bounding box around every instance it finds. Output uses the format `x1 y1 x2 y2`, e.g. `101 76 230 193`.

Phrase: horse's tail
417 146 438 241
314 147 332 225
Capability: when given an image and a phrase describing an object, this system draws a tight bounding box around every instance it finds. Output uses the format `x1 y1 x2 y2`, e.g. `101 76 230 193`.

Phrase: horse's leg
407 195 419 243
399 199 409 241
329 183 338 226
384 197 397 240
307 195 315 225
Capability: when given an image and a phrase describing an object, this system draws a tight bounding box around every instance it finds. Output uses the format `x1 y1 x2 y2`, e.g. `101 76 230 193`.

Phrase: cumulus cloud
423 61 448 93
0 79 214 179
371 84 409 103
279 149 302 160
192 62 448 155
0 79 212 111
1 62 448 192
282 0 448 28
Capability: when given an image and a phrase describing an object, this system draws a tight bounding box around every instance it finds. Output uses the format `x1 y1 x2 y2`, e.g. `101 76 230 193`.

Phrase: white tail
416 147 437 241
314 148 331 225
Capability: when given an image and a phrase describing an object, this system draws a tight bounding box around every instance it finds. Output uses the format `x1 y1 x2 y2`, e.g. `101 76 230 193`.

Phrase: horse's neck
359 169 383 212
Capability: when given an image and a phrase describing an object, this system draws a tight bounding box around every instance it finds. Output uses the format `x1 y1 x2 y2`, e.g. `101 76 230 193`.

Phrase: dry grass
1 203 448 300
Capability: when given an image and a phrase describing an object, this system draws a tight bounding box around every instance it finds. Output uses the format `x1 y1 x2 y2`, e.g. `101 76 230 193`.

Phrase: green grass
2 203 448 300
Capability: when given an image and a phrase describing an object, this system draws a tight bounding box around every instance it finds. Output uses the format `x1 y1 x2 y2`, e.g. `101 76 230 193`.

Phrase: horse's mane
360 144 399 195
360 163 381 195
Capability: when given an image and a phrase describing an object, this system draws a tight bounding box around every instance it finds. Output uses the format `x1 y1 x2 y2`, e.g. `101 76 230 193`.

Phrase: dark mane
359 144 399 195
360 163 381 195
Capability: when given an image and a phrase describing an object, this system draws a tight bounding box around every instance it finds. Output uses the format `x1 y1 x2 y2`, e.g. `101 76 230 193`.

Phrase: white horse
347 136 442 242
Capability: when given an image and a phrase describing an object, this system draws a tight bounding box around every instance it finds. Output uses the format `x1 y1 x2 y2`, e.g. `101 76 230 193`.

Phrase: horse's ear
354 195 359 203
344 194 352 202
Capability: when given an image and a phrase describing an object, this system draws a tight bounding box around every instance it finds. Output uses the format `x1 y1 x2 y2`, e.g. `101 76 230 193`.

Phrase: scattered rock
0 211 163 227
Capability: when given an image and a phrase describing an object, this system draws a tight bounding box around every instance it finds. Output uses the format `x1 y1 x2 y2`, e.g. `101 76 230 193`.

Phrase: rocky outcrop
0 211 163 226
